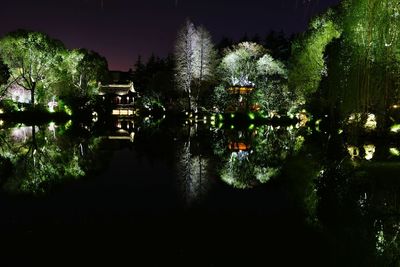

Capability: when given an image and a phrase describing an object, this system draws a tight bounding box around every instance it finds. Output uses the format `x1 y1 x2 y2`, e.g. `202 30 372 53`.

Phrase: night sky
0 0 341 71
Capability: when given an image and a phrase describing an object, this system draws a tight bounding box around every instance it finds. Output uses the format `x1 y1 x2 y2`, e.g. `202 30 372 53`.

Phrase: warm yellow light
347 145 360 160
364 114 377 130
364 144 375 160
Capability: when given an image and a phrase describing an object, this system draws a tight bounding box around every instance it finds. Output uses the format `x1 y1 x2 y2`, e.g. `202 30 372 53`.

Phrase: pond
0 117 399 266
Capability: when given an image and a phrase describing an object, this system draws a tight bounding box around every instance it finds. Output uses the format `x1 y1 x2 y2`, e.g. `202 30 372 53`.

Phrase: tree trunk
30 82 36 107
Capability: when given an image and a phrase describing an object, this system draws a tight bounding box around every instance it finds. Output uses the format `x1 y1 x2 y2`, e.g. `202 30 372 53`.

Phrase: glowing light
315 119 322 132
92 112 98 122
0 120 3 126
248 113 255 120
0 109 3 114
347 145 360 160
112 109 134 116
364 144 375 160
230 114 235 119
64 106 73 116
48 122 56 132
391 124 400 133
348 113 362 124
364 114 377 130
48 97 58 113
389 147 400 157
65 120 72 130
298 112 309 127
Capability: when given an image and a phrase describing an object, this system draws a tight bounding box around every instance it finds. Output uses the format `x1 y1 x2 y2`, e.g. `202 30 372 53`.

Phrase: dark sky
0 0 341 71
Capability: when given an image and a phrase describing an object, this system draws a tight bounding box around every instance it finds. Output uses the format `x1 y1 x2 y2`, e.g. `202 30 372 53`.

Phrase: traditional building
99 82 137 116
225 85 255 112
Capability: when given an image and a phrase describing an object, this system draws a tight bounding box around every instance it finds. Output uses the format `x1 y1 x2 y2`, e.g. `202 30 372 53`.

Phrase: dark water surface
0 118 399 266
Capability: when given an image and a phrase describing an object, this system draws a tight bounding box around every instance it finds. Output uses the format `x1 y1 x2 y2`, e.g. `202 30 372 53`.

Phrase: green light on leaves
391 124 400 133
389 148 400 157
64 105 73 116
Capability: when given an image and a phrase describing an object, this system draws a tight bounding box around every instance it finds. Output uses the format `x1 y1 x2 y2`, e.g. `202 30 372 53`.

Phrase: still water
0 117 399 266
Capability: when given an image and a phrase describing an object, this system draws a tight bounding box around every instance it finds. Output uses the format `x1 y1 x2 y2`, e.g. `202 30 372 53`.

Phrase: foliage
215 41 289 113
174 20 217 112
0 123 103 194
55 49 109 112
219 42 265 87
289 9 341 102
132 54 176 110
0 30 65 106
215 126 301 189
0 30 109 113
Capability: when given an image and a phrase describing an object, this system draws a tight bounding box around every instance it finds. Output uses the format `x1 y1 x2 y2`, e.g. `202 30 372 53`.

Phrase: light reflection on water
0 119 399 265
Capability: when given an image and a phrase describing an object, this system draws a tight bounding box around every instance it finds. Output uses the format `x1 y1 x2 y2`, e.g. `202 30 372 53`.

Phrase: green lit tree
219 42 265 87
0 30 65 107
289 9 341 102
55 49 108 110
215 42 289 113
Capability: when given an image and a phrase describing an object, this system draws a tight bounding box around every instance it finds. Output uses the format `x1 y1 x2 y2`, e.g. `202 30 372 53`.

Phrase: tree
219 42 265 87
175 20 198 112
0 59 9 85
0 30 65 107
175 20 216 112
58 49 108 99
193 26 216 83
288 10 341 102
0 59 10 99
215 41 288 113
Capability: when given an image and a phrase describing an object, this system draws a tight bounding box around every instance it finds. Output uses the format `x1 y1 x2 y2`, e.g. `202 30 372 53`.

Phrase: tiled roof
99 82 135 95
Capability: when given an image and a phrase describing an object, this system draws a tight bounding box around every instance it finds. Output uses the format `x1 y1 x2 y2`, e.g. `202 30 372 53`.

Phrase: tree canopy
0 30 65 106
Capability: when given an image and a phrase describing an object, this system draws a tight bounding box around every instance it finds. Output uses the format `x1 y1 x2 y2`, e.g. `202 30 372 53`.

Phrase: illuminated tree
193 26 216 83
0 30 65 106
215 126 300 189
175 20 198 112
175 21 216 112
55 49 108 109
0 123 103 194
289 9 341 102
219 42 265 87
176 125 211 204
216 42 288 113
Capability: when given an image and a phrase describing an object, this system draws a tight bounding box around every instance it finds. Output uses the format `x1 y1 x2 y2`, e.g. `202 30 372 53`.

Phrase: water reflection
0 122 103 194
310 134 400 266
175 125 212 205
1 118 399 265
214 125 303 189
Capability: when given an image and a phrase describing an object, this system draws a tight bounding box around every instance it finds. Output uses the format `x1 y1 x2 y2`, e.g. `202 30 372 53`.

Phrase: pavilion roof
99 82 136 96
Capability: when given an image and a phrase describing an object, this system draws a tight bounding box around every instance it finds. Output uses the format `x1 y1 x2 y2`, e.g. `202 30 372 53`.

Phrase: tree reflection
292 131 400 266
214 125 303 189
176 125 212 205
0 122 103 194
